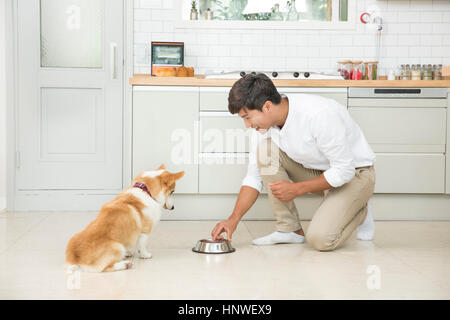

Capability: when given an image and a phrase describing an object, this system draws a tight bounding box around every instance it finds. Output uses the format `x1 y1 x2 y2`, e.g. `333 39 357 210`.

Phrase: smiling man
211 73 377 251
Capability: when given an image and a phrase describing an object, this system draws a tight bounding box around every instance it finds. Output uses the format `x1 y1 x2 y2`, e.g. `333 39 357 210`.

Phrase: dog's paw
114 260 133 271
138 251 152 259
124 250 133 258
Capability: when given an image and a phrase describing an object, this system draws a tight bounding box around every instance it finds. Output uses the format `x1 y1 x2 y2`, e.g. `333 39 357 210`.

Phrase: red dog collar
133 182 155 200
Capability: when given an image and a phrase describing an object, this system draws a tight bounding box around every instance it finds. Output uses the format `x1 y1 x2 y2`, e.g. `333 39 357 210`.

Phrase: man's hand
211 218 238 242
269 180 299 202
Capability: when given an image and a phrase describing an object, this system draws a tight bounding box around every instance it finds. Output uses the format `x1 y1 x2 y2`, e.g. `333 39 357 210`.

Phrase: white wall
133 0 450 76
0 0 8 211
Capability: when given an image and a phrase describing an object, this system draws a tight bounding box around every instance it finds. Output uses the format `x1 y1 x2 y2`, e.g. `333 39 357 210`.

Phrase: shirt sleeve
241 130 264 193
311 109 355 188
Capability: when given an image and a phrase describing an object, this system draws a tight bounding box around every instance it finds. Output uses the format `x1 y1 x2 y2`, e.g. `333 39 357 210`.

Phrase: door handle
110 42 117 79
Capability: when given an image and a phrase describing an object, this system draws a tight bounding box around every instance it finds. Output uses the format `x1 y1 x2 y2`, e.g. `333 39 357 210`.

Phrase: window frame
174 0 356 30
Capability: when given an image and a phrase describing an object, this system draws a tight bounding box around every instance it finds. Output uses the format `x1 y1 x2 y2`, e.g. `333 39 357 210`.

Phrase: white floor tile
0 213 449 299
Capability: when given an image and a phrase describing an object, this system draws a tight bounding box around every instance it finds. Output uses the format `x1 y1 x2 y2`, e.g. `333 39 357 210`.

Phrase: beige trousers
256 138 376 251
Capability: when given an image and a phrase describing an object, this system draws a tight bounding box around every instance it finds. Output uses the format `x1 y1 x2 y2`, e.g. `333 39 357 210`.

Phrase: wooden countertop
130 74 450 87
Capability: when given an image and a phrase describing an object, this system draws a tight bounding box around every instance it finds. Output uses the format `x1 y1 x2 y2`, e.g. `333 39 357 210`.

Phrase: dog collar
133 182 154 200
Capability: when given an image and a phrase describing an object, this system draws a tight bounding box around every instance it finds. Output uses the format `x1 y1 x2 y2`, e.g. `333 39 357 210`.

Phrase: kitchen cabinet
129 84 450 220
133 86 199 193
197 87 348 194
132 85 449 196
348 88 448 194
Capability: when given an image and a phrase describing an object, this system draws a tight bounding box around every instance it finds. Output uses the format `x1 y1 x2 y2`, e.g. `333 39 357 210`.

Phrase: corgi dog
65 164 184 272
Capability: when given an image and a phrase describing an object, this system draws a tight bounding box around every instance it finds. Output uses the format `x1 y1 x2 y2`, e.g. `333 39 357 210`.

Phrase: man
211 73 376 251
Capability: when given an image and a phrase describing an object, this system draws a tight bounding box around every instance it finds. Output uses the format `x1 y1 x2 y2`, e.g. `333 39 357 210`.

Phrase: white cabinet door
374 154 445 194
16 0 123 190
199 154 248 194
133 87 199 194
199 112 249 153
348 107 447 153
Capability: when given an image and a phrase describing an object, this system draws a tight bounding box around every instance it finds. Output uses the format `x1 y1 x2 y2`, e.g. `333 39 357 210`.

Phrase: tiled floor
0 211 449 299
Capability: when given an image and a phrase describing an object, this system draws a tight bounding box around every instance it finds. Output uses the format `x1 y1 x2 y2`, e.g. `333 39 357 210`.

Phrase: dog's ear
158 163 166 170
173 171 184 181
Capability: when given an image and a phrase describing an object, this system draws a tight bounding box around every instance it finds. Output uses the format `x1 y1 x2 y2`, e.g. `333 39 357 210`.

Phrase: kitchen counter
130 74 450 87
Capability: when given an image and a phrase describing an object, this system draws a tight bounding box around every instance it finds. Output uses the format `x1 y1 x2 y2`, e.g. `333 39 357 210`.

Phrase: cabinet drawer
349 107 446 153
199 154 248 194
200 87 231 111
200 87 348 111
279 88 348 106
348 98 447 108
200 112 249 152
374 153 445 193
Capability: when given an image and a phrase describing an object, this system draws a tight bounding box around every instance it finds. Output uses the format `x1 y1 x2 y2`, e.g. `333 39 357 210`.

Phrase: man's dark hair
228 73 281 114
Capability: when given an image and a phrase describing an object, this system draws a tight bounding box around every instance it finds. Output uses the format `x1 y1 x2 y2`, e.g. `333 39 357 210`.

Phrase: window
176 0 355 30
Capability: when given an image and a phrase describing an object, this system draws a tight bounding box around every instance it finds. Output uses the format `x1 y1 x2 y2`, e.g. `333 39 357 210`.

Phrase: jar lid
365 61 379 64
337 60 352 64
352 60 363 64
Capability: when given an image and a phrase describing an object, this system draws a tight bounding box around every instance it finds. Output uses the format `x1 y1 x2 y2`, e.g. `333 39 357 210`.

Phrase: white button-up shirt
242 93 376 192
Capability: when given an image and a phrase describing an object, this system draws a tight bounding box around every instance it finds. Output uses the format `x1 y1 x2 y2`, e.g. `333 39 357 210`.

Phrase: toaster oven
151 42 184 76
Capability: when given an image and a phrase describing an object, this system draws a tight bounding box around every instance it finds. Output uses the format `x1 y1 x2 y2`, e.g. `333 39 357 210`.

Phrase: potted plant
190 1 198 20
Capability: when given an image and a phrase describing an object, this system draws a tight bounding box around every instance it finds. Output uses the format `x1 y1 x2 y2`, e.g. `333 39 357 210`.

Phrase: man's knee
306 230 338 252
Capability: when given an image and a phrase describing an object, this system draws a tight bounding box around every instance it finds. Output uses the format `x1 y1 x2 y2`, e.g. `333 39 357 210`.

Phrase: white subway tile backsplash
219 33 242 46
387 23 411 34
386 46 410 57
140 21 163 33
420 34 442 46
307 35 331 47
186 45 208 57
433 0 450 11
133 0 450 75
410 1 435 11
197 56 220 68
420 11 442 23
410 23 433 34
151 9 175 21
219 57 241 69
134 9 152 21
388 0 410 11
208 45 231 57
397 35 420 46
397 11 420 23
432 23 450 33
443 34 450 45
330 35 353 46
140 0 162 9
409 46 432 57
432 46 450 57
197 33 220 45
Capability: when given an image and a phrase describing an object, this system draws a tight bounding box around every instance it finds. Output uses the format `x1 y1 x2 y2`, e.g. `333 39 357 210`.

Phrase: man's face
238 102 272 133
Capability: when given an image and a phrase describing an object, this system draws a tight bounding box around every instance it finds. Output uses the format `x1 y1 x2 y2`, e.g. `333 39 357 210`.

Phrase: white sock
252 231 305 246
357 201 375 241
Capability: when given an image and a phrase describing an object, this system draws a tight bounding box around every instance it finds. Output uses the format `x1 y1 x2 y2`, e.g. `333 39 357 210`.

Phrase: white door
16 0 123 190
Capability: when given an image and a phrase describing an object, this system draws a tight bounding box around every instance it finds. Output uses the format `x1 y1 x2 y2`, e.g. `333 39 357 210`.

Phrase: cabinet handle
110 42 117 79
374 89 421 94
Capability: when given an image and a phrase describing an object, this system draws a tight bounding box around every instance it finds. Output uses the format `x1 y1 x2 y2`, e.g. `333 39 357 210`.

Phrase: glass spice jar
423 64 433 80
404 64 411 80
337 60 352 80
351 61 364 80
364 61 378 80
411 64 421 81
435 64 443 80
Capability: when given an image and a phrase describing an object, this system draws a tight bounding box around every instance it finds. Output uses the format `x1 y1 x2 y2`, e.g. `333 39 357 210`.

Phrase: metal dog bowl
192 239 236 254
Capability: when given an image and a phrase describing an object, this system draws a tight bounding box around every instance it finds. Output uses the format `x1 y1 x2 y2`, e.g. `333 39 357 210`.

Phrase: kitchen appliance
192 239 236 254
203 70 343 80
151 41 184 76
